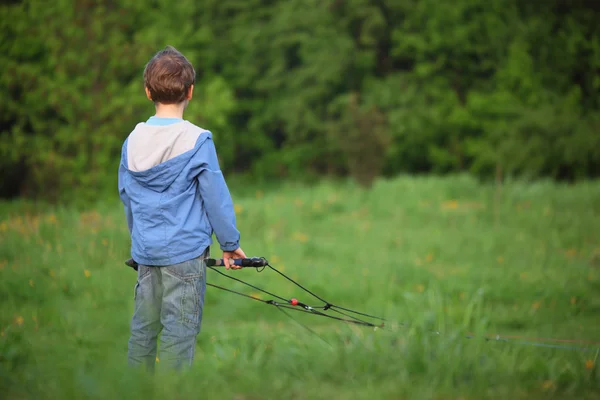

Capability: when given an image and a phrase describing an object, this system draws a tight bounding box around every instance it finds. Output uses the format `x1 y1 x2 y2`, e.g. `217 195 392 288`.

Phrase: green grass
1 174 600 399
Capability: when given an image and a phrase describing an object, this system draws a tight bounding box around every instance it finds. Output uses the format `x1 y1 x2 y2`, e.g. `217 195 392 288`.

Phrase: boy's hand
223 247 247 270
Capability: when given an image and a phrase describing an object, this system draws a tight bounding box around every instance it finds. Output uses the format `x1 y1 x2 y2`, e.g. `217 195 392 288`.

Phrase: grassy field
1 175 599 399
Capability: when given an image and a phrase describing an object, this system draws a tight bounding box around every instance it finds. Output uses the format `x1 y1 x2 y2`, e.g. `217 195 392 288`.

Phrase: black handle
207 257 268 267
125 258 138 271
125 257 268 271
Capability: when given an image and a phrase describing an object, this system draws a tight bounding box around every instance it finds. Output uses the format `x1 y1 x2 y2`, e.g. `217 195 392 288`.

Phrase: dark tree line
1 0 599 202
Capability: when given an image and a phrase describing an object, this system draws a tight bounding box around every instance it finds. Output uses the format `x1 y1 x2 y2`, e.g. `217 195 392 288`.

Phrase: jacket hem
132 244 211 266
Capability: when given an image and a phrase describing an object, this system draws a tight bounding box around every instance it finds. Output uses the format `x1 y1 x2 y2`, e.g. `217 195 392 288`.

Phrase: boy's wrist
220 242 240 252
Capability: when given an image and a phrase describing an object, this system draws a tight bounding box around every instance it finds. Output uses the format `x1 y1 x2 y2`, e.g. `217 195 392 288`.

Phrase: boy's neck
153 101 188 119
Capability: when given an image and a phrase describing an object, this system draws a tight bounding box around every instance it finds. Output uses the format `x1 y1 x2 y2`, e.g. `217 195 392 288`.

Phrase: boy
118 46 246 371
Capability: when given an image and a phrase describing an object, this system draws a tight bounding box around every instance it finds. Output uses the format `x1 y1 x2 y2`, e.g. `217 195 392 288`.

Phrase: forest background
1 0 599 204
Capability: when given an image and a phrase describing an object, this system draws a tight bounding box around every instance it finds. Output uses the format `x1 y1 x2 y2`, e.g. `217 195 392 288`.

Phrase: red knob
290 298 299 306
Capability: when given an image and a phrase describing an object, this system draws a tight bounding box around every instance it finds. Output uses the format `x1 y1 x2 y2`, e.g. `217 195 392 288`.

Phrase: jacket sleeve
195 137 240 251
118 144 134 235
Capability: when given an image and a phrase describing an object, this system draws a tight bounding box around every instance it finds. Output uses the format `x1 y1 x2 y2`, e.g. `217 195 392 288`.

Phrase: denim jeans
127 252 208 371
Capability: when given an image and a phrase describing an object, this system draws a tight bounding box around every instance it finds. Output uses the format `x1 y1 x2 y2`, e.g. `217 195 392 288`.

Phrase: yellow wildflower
565 248 577 257
441 200 458 210
292 232 308 243
542 380 555 390
520 272 528 280
84 270 91 278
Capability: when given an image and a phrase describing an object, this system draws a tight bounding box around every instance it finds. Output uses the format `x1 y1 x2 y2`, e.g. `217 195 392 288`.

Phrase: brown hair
143 46 196 104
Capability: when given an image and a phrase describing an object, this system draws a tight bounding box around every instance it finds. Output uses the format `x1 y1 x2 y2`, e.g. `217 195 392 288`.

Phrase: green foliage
0 0 152 203
327 92 391 188
1 0 599 202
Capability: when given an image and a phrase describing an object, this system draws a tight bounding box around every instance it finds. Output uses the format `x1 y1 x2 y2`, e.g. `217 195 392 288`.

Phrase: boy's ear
187 84 194 100
145 87 153 101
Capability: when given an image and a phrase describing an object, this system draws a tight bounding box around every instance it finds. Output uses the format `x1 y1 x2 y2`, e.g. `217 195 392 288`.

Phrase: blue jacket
118 118 240 266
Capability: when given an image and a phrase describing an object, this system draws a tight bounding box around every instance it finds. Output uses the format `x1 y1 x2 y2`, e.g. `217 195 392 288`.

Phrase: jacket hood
121 121 210 193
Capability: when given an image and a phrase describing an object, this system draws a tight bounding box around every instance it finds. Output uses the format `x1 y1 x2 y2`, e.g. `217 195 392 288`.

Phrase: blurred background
1 0 599 205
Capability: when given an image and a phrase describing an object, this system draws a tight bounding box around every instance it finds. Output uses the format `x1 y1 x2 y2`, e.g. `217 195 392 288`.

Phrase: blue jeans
127 253 208 371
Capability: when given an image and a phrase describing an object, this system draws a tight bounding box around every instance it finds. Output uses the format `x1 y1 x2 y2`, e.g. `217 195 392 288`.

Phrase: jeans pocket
181 278 200 325
163 258 206 327
133 266 151 301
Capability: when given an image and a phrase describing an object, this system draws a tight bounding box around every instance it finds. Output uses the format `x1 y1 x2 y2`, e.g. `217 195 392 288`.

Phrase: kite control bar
125 257 268 271
207 257 268 267
124 255 386 328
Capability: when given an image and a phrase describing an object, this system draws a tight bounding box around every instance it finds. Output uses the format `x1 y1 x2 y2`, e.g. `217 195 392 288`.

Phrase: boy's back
119 46 245 372
119 118 240 266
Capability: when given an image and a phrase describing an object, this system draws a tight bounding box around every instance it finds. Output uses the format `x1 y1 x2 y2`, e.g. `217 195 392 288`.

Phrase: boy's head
143 46 195 105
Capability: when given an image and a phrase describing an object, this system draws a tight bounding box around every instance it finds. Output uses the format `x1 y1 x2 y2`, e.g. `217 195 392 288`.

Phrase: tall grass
1 175 599 399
